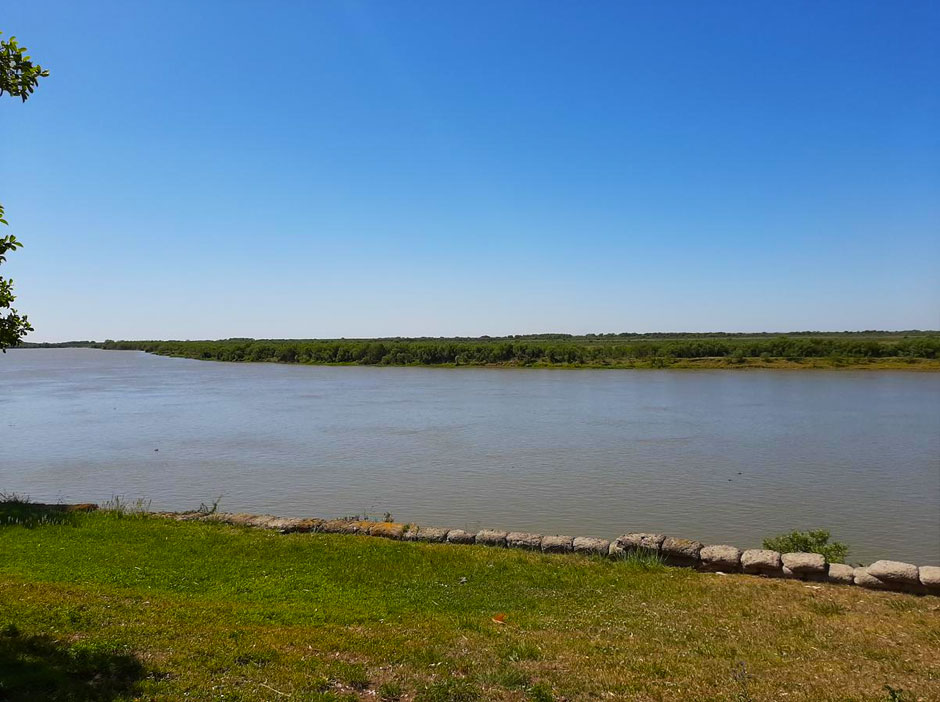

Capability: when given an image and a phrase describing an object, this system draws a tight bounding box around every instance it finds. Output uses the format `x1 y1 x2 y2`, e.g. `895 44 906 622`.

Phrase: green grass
0 510 937 700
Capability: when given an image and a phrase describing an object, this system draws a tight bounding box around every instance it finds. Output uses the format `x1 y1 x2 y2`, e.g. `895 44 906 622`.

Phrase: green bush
762 529 848 563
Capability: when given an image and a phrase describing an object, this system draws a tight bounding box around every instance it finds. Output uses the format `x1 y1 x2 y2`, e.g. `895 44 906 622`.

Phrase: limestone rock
826 563 855 584
288 518 323 533
853 566 922 592
700 545 742 572
319 519 360 534
413 526 449 543
506 532 542 550
541 535 574 553
661 537 704 566
475 529 509 547
263 516 311 532
614 533 666 555
263 517 298 531
446 529 476 545
854 567 890 590
245 515 281 529
174 512 205 521
781 552 826 574
919 565 940 591
867 560 920 585
573 536 610 556
741 549 782 574
203 512 234 522
369 522 406 539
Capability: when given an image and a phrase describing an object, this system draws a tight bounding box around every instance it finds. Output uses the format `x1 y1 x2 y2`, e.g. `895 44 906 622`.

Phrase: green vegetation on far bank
1 508 938 701
21 331 940 370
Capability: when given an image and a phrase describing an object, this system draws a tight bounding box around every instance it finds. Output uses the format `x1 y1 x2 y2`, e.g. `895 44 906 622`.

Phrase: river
2 348 938 564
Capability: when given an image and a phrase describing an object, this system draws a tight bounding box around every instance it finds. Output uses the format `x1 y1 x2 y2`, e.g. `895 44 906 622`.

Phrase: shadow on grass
0 627 145 701
0 498 96 528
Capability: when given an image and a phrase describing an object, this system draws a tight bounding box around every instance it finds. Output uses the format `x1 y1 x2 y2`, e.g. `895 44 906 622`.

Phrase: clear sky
2 1 938 341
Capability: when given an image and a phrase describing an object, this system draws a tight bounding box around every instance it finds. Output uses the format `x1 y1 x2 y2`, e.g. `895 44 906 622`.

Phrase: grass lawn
0 511 937 701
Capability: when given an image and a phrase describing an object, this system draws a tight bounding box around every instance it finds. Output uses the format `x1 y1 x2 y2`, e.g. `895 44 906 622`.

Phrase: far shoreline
13 346 940 371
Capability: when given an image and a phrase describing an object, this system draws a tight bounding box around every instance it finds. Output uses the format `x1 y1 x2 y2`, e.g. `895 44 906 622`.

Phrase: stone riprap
854 560 926 593
782 552 827 574
919 566 940 593
369 522 406 539
541 535 574 553
506 532 542 550
826 563 855 584
780 552 828 581
573 536 610 556
867 560 920 585
700 545 742 572
615 533 666 556
475 529 508 547
853 567 890 590
741 549 783 575
661 537 704 567
407 526 448 542
446 529 476 545
78 506 940 598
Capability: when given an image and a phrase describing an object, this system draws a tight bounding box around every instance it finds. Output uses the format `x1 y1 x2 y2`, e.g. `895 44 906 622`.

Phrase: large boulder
780 552 827 580
268 516 320 533
867 560 920 585
446 529 476 545
541 535 574 554
412 526 449 543
853 567 890 590
781 552 826 574
613 533 666 556
919 566 940 594
369 522 406 539
245 515 282 529
826 563 855 585
506 532 543 550
319 519 360 534
699 545 742 572
573 536 610 556
741 549 783 575
475 529 509 547
202 512 234 522
661 537 704 567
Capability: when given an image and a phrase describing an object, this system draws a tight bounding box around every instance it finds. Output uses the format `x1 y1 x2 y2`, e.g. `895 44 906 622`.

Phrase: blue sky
2 1 938 340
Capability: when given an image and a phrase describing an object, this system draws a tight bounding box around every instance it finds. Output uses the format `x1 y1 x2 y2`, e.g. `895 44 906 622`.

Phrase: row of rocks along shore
154 510 939 597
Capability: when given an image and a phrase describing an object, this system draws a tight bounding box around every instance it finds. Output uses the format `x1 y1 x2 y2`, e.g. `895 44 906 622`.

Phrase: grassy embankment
1 507 938 701
32 332 940 370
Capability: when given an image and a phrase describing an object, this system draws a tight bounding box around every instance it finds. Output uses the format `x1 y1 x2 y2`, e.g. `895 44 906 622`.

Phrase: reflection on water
2 348 938 564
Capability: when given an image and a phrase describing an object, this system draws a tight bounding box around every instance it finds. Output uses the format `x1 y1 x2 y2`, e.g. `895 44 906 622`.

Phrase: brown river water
2 348 938 564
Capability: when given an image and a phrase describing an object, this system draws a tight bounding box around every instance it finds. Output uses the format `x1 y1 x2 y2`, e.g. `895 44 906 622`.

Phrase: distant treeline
91 335 940 367
18 340 99 348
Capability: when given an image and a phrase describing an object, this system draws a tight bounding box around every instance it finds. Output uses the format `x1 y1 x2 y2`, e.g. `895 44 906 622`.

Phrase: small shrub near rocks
762 529 848 563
